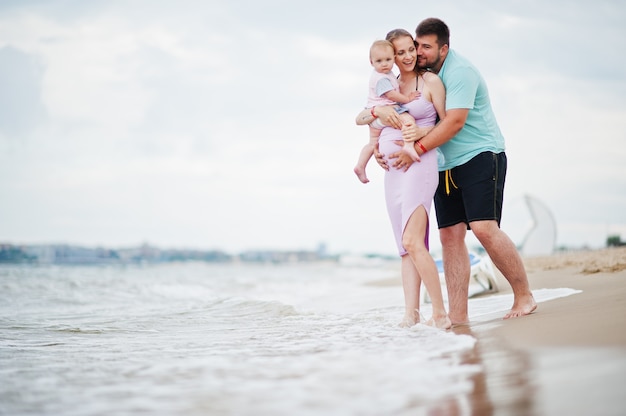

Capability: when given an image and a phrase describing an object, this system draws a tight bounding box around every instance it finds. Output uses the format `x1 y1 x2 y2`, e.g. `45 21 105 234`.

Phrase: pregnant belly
378 134 402 162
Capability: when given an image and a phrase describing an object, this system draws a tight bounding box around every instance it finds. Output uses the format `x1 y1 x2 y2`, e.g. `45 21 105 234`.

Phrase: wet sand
452 247 626 415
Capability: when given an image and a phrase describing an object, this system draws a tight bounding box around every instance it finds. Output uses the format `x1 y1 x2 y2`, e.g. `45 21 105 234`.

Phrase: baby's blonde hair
369 39 395 60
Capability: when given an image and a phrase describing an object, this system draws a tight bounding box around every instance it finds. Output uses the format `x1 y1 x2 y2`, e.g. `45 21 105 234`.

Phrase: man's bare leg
470 220 537 319
440 223 471 325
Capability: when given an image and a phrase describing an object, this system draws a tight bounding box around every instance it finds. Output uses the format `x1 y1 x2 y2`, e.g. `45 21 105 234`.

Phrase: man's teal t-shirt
437 49 505 171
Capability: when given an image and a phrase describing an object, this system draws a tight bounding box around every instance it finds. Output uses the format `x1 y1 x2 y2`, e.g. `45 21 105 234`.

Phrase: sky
1 0 625 256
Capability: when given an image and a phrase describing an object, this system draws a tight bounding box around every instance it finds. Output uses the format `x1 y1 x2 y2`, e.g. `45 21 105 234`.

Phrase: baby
354 40 420 184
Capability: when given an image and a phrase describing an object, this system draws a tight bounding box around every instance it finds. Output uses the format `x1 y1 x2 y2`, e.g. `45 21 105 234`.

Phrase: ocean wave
208 296 301 319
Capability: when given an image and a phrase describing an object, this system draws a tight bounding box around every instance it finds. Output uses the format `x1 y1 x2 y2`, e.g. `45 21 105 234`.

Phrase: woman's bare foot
353 166 369 184
503 293 537 319
425 314 452 330
398 310 423 328
399 317 417 328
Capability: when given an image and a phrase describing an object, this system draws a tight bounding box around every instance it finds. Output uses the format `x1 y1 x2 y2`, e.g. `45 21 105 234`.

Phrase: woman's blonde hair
385 28 413 46
385 28 424 75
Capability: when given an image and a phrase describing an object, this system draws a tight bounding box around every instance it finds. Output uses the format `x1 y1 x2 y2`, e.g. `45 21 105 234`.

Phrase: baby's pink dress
379 97 438 256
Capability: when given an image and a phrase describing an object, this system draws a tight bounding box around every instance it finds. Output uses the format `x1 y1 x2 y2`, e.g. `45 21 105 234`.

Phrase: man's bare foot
353 166 369 184
401 142 420 162
425 314 452 330
503 293 537 319
450 323 472 336
449 318 470 327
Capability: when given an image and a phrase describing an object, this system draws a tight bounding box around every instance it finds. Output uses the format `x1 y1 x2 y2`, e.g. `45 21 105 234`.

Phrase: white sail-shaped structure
520 194 557 257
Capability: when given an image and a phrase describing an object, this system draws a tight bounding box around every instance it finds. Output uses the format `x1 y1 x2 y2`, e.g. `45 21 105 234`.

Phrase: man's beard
417 56 439 72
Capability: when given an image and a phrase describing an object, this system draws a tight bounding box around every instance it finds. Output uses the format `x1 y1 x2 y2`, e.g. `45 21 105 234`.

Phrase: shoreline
452 246 626 415
481 246 626 347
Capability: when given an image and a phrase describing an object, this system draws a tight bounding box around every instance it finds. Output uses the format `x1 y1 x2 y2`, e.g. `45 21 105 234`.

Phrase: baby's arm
355 106 404 129
383 89 420 104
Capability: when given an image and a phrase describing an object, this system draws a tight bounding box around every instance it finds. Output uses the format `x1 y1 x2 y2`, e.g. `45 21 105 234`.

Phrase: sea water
0 261 575 415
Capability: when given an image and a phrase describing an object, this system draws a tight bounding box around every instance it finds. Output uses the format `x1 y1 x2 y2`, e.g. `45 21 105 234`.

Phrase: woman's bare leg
399 254 421 327
403 206 451 329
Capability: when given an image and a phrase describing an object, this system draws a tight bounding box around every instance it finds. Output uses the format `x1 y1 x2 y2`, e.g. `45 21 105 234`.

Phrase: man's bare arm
402 108 468 154
390 108 469 171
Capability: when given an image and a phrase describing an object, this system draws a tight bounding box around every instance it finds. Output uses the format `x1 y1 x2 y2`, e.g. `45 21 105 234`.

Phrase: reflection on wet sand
429 324 535 416
421 248 626 415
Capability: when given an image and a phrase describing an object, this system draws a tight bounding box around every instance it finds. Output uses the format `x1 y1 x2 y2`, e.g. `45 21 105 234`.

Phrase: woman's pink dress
379 97 438 256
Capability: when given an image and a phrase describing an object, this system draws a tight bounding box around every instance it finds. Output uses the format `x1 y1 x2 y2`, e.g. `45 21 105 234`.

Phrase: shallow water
0 261 575 415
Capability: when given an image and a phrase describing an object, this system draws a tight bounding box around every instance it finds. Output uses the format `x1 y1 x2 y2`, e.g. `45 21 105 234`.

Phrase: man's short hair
416 18 450 48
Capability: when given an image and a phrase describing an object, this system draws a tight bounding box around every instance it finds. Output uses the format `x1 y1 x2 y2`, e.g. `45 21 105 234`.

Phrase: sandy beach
449 246 626 415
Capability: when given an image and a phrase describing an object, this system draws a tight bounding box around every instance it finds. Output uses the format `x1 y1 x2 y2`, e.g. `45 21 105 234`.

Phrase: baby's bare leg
400 115 435 162
401 115 434 142
354 127 381 183
399 114 421 162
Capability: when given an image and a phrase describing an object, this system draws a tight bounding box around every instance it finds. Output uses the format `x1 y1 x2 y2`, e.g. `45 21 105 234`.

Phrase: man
375 18 536 325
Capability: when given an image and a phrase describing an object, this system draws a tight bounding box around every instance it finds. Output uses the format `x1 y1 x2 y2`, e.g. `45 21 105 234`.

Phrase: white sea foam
0 261 579 415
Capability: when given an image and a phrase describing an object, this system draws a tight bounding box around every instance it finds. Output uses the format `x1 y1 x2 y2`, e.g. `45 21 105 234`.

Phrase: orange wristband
370 106 378 118
417 141 428 153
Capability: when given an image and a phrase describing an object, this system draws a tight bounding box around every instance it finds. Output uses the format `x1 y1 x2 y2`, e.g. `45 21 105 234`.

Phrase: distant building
1 243 335 265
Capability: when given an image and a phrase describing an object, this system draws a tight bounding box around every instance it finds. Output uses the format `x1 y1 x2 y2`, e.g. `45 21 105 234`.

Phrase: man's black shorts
434 151 507 229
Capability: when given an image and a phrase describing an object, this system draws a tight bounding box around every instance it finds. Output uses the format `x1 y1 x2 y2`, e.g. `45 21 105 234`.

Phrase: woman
356 29 451 329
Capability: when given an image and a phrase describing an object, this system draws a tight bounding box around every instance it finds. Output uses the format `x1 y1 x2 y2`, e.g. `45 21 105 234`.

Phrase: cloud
0 46 46 138
0 0 624 253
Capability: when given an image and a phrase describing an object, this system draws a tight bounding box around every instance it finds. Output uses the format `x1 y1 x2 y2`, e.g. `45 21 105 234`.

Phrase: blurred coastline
2 238 625 266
